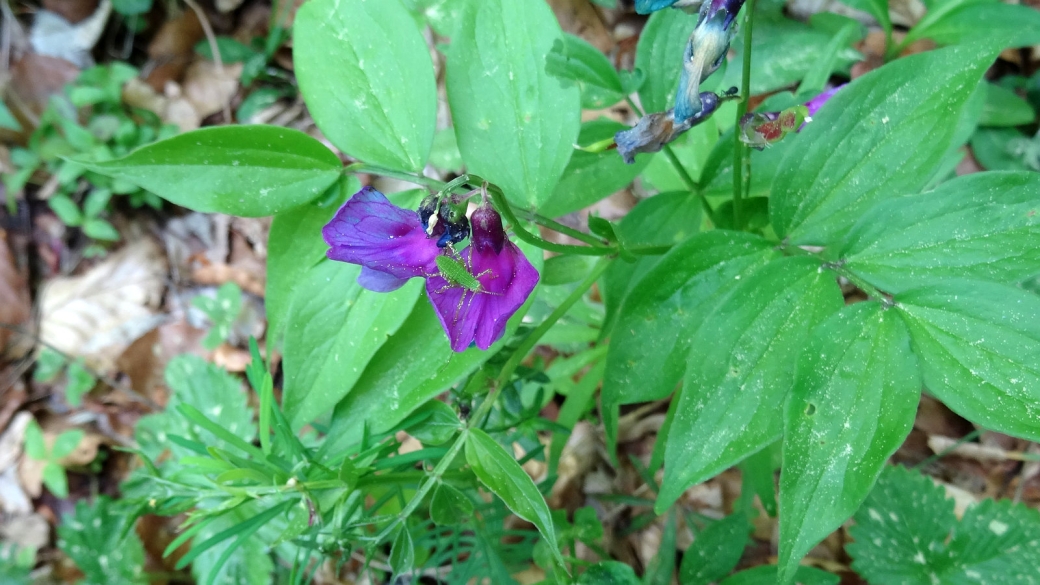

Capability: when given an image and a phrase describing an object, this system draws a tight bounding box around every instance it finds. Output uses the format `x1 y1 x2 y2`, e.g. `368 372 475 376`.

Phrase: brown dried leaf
39 236 167 373
0 231 31 362
182 60 241 120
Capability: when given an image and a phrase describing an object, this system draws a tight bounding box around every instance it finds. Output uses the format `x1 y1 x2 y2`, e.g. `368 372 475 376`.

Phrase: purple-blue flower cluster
323 187 539 352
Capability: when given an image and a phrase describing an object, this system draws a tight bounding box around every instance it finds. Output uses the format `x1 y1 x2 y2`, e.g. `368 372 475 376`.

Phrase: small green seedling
33 348 97 407
24 420 85 498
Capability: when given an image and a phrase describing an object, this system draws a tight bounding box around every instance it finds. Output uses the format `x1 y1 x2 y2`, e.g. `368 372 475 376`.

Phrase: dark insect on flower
323 187 538 352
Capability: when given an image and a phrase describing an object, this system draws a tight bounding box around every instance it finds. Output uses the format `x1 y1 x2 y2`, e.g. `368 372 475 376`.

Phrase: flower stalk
733 0 756 231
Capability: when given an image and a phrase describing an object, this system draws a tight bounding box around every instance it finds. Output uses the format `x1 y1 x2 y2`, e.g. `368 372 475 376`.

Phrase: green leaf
293 0 436 172
82 218 120 241
49 194 83 227
23 421 47 461
112 0 151 16
282 261 421 429
720 565 839 585
193 282 243 351
542 255 598 286
643 510 677 585
431 483 475 525
33 348 65 383
602 232 779 455
429 128 464 174
895 280 1040 441
848 465 1040 584
542 119 650 217
635 8 698 112
57 497 147 585
194 37 259 64
679 514 750 585
796 18 865 97
836 0 891 36
980 83 1036 127
190 503 276 585
465 428 566 571
446 0 581 209
971 128 1037 172
80 126 342 217
407 400 463 446
82 188 112 218
545 34 623 94
616 191 702 252
51 429 85 460
266 177 353 347
389 527 415 577
324 251 539 452
777 303 919 584
658 256 844 511
42 463 69 498
840 171 1040 294
719 14 859 96
907 2 1040 50
135 355 256 461
579 562 640 585
770 44 995 244
0 100 21 131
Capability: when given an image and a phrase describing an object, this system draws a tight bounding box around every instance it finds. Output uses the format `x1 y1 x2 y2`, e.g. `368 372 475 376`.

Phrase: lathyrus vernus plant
78 0 1040 583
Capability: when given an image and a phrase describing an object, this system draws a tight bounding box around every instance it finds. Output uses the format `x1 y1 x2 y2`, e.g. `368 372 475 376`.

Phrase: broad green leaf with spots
658 256 844 511
848 465 1040 583
778 303 919 584
294 0 437 172
895 280 1040 441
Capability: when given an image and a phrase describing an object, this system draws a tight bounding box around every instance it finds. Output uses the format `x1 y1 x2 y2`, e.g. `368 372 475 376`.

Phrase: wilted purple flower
616 89 733 164
426 203 539 352
738 85 845 150
323 187 538 352
674 0 746 121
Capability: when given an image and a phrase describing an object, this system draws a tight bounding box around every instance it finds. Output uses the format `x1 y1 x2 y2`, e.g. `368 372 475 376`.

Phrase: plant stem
485 185 614 257
733 0 757 230
468 256 614 429
518 210 611 249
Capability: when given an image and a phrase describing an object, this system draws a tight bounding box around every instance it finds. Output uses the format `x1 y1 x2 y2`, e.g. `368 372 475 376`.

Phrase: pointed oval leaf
447 0 580 209
658 256 844 511
282 260 422 429
465 428 565 570
679 513 751 585
841 171 1040 294
895 280 1040 441
431 483 475 526
602 231 780 454
771 44 996 244
293 0 436 172
81 126 342 217
389 527 415 578
266 176 355 347
777 303 920 585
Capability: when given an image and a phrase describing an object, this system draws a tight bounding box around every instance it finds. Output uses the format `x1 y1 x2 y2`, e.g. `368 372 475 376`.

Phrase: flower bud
470 203 506 255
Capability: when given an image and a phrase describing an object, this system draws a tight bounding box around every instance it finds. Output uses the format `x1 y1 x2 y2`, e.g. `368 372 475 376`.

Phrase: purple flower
426 204 539 352
323 187 539 352
322 186 441 292
737 85 845 150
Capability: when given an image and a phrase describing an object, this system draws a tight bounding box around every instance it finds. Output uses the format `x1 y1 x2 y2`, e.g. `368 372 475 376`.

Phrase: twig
183 0 234 124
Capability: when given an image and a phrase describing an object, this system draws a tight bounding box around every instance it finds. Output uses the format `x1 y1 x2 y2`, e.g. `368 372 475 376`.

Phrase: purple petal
806 85 844 117
322 186 440 280
357 267 410 292
426 243 540 352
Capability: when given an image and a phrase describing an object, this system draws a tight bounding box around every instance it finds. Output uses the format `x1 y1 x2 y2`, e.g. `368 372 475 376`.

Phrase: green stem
468 256 614 428
345 163 446 190
733 0 756 230
517 210 611 249
486 185 614 256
